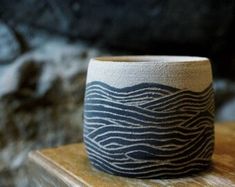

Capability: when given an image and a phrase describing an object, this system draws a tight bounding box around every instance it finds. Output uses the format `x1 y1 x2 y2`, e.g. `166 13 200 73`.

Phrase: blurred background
0 0 235 186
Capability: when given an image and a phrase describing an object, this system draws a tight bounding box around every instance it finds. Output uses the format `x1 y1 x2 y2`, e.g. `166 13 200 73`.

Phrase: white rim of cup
93 55 209 64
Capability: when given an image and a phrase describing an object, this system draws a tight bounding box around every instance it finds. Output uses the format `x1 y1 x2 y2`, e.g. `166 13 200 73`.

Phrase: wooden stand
27 123 235 187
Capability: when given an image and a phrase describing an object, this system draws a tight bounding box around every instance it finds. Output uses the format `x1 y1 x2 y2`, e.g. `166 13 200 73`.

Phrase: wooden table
27 123 235 187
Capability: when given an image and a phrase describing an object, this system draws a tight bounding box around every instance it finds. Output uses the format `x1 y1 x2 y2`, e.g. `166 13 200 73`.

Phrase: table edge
28 151 90 187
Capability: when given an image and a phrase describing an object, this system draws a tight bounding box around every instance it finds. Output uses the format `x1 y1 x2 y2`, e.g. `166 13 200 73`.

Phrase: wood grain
27 123 235 187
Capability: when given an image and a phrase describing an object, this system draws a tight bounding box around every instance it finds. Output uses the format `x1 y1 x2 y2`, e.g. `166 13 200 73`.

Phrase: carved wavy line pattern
84 81 215 178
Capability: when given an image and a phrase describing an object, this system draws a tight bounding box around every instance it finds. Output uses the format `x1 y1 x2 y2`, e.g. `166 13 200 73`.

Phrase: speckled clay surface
84 56 215 178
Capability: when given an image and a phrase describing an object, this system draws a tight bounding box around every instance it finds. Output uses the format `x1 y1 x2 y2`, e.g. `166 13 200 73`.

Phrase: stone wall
0 22 108 186
1 0 235 79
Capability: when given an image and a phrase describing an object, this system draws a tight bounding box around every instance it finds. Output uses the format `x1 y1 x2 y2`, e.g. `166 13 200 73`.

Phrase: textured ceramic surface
83 56 215 179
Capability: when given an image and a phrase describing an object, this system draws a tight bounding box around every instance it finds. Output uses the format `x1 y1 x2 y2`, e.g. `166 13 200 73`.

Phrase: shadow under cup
83 56 215 179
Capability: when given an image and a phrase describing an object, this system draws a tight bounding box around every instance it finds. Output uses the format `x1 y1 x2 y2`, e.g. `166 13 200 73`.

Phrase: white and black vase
83 56 215 179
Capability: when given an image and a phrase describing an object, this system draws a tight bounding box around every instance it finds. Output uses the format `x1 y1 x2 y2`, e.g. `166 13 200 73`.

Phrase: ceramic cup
83 56 214 179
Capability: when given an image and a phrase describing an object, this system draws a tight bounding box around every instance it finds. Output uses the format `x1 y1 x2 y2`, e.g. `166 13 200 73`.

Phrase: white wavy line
98 136 189 145
84 115 212 130
87 121 213 135
86 96 154 107
85 110 187 126
88 152 209 174
87 132 214 159
198 147 213 159
112 157 210 167
85 105 195 122
86 84 173 95
85 97 196 116
84 115 194 129
84 126 95 130
86 96 212 118
187 121 214 129
86 122 213 131
86 146 128 162
87 141 213 173
201 150 213 159
146 92 214 110
91 129 202 140
84 116 144 127
89 151 208 171
87 93 213 113
171 104 214 112
150 99 214 112
90 128 205 140
151 97 214 111
88 95 160 106
122 100 155 106
119 137 213 160
86 94 213 110
85 102 177 119
85 131 213 158
86 89 213 106
197 141 214 158
84 125 104 130
84 120 107 127
189 121 214 128
86 84 213 113
143 88 213 107
125 140 213 162
104 142 123 148
165 139 213 162
86 92 163 101
183 116 214 127
86 84 173 94
98 133 211 152
92 161 202 178
208 104 215 113
91 119 212 136
177 112 213 126
85 138 123 156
